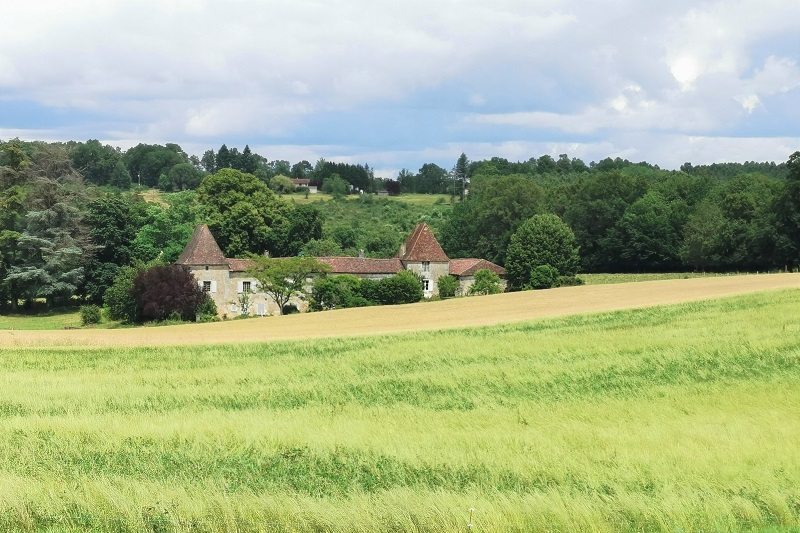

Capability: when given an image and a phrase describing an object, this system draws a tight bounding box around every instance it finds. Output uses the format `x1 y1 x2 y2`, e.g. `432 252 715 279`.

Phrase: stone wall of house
403 261 450 298
456 275 508 296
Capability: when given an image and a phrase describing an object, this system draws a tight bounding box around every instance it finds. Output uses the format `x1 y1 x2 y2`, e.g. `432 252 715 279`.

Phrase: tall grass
0 290 798 531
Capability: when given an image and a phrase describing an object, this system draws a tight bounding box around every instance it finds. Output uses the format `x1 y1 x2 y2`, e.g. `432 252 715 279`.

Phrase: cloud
0 0 798 170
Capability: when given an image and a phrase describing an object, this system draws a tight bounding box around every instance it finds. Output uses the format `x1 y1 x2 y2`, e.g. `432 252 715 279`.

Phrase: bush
80 304 102 326
282 303 299 315
558 275 585 287
195 294 218 321
311 275 371 311
528 264 560 289
437 275 459 298
132 264 205 323
374 270 423 304
506 214 580 290
104 265 141 323
469 269 503 295
269 174 294 194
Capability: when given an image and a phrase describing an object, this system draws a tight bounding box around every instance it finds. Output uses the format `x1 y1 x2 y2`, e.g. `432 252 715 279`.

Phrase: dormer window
205 265 209 270
422 261 430 272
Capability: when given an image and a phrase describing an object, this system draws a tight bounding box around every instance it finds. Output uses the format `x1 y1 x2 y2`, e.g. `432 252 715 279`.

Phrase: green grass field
0 290 798 531
580 272 727 285
0 310 82 330
283 192 452 206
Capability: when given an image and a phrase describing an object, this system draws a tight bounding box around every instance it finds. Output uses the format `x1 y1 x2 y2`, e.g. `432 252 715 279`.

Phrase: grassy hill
0 288 798 531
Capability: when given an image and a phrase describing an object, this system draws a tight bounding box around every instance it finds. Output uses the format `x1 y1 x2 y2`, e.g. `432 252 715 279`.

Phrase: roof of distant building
398 223 449 262
317 256 403 274
449 258 506 277
176 224 228 266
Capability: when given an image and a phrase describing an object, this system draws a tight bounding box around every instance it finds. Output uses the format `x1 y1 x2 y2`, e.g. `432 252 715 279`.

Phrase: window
202 281 211 292
422 279 430 292
422 261 430 272
205 265 209 271
242 281 252 293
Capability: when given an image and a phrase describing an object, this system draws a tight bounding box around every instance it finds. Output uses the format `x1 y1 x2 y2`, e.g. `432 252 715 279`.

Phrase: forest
0 137 798 312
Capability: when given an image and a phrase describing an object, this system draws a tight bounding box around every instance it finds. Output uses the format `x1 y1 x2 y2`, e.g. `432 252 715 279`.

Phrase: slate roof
317 257 403 275
398 223 449 262
449 258 506 277
176 224 228 266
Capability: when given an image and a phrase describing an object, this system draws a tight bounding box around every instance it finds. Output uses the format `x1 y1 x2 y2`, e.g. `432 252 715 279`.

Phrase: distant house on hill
177 223 505 317
291 178 317 193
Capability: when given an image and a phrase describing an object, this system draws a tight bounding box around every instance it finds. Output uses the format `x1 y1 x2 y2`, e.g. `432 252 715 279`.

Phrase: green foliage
247 256 329 314
469 268 503 295
124 143 188 188
269 174 295 194
436 274 458 298
79 304 101 325
301 238 343 257
321 174 349 198
506 214 580 289
441 174 544 265
373 270 423 304
167 162 202 191
195 293 218 322
197 168 289 257
70 140 122 187
310 275 370 310
528 264 560 289
103 264 141 323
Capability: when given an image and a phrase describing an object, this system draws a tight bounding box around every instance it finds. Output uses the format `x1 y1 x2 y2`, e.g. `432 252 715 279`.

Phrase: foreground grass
0 290 799 531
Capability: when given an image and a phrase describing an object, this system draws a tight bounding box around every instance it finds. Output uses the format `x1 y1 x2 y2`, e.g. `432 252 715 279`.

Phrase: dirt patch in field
2 273 798 349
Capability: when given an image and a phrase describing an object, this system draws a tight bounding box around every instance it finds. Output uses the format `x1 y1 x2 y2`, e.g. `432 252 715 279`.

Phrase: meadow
0 288 798 531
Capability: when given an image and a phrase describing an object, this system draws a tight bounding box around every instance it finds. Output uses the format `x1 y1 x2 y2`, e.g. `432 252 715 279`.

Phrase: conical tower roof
176 224 228 266
398 223 449 262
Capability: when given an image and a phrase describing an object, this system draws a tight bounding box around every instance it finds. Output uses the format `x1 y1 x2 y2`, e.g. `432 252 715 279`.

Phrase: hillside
2 273 798 348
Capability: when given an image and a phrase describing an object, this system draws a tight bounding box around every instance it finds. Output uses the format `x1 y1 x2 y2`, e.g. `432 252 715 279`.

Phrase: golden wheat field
1 273 798 348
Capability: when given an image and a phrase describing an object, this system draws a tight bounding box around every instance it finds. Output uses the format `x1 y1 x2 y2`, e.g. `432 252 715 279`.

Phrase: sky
1 0 799 178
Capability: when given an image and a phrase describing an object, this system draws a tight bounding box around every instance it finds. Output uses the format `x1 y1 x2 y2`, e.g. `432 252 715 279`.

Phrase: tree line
1 136 798 316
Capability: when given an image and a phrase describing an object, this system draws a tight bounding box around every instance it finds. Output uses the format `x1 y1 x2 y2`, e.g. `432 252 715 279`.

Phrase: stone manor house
177 223 506 317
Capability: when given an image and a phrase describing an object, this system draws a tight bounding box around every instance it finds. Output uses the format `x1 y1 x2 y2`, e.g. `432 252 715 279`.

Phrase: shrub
311 275 371 311
437 275 459 298
104 265 141 323
506 214 580 290
375 270 423 304
558 275 585 287
132 264 205 323
282 303 299 315
528 264 560 289
269 174 294 194
195 294 218 321
80 304 102 326
469 269 503 295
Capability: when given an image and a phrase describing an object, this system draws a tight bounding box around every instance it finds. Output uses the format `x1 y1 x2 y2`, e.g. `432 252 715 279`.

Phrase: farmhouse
177 222 505 317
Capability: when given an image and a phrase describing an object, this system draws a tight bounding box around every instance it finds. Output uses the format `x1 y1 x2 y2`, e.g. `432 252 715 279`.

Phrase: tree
248 256 329 315
168 162 202 191
133 264 206 322
469 269 503 295
505 214 580 290
103 264 141 322
441 174 545 265
196 168 290 257
437 274 458 298
269 174 294 194
200 150 216 173
613 191 685 271
775 151 800 267
109 160 132 189
83 194 137 303
124 143 187 187
453 153 469 200
71 140 121 186
291 160 313 179
277 204 323 257
322 174 349 198
301 238 343 257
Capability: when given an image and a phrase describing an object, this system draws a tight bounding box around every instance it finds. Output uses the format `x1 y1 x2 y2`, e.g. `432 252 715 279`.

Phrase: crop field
0 287 798 531
1 273 797 348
